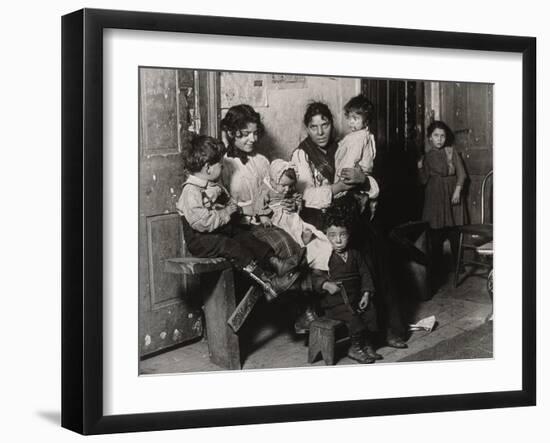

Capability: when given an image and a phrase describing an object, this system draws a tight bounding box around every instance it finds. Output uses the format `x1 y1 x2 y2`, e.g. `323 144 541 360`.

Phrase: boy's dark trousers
180 216 272 268
320 280 378 337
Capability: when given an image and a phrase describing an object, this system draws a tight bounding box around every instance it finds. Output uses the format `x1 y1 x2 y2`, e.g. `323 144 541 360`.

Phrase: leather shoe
387 336 408 349
264 270 302 301
242 262 301 302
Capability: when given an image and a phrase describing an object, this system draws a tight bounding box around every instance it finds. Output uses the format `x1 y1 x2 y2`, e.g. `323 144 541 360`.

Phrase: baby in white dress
263 159 332 271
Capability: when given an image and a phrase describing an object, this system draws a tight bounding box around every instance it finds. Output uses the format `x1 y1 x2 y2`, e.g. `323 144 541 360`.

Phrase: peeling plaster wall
221 72 361 160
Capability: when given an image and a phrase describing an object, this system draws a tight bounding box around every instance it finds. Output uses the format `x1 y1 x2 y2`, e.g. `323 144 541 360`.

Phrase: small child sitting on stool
316 204 382 364
176 135 303 301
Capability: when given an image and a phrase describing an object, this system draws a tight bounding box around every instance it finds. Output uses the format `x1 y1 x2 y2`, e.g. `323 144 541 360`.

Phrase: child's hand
322 281 341 295
280 198 297 213
417 156 424 169
294 194 303 212
205 185 222 201
302 228 314 245
451 188 461 205
358 291 370 311
259 215 273 228
227 201 239 214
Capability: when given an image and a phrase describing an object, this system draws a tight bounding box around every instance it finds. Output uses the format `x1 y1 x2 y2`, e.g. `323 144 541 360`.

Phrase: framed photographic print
61 8 536 435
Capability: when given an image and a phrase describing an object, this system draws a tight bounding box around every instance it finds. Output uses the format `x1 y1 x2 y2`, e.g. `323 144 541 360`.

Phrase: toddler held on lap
334 94 380 217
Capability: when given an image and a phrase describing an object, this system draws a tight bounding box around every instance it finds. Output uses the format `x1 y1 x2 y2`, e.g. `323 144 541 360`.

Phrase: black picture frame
61 8 536 435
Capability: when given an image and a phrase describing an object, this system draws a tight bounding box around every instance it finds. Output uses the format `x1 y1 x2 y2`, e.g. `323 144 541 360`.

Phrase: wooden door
139 67 220 358
361 79 425 231
439 82 493 224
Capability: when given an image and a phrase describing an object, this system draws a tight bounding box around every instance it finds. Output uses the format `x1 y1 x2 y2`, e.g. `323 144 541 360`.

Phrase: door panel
440 83 493 224
139 68 215 358
147 214 186 309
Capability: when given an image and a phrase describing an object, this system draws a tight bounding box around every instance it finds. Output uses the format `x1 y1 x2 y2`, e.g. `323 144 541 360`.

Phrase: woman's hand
331 181 353 195
451 188 461 205
417 156 424 169
322 281 341 295
259 215 273 228
340 167 367 185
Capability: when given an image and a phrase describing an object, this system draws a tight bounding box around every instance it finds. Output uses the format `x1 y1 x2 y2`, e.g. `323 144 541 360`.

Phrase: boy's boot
362 335 383 360
242 261 301 302
293 305 318 334
293 278 319 334
347 334 375 364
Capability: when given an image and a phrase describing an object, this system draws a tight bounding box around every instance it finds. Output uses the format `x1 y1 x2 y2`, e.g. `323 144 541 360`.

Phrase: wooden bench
164 257 242 370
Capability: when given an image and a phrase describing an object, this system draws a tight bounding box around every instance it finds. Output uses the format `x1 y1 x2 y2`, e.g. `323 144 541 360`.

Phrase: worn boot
294 305 319 335
347 334 375 364
268 248 307 276
362 338 383 360
242 262 302 302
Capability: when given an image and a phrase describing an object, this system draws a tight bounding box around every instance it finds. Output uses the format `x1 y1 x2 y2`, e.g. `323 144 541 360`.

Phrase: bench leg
203 268 241 370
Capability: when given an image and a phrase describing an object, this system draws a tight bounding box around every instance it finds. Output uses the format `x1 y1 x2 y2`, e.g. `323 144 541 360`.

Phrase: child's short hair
183 135 226 173
344 95 375 126
426 120 455 147
322 201 358 233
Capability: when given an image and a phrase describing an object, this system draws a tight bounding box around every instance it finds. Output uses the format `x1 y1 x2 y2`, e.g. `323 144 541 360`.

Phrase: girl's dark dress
420 147 467 229
321 249 378 335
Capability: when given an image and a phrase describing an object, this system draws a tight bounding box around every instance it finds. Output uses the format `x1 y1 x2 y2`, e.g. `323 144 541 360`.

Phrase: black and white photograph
138 68 494 374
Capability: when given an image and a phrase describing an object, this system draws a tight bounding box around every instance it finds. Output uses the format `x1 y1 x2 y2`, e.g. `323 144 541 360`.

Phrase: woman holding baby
219 101 408 349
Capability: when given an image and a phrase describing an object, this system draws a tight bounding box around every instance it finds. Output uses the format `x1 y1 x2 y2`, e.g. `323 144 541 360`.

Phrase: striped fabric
250 225 301 259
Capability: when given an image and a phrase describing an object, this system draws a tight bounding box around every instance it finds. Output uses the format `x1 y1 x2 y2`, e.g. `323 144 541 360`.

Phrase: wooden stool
308 318 344 365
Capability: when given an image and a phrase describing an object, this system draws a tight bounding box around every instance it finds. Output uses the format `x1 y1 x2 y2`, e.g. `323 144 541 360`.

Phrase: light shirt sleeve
336 130 376 175
291 149 333 209
357 132 376 174
176 184 232 232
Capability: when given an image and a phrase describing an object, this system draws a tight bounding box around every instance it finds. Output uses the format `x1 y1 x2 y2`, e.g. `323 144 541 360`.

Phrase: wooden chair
476 241 494 321
454 170 493 287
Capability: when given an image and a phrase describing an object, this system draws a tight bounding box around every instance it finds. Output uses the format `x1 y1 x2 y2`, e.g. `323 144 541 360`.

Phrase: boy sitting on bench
176 135 302 300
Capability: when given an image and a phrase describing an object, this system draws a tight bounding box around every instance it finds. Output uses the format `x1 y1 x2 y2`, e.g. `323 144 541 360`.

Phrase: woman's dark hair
303 101 334 127
322 200 358 233
221 104 264 141
220 104 265 162
183 135 226 173
427 120 455 147
344 94 375 127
